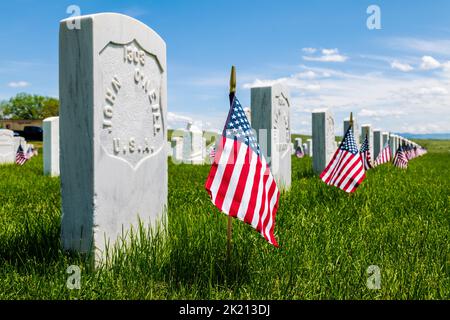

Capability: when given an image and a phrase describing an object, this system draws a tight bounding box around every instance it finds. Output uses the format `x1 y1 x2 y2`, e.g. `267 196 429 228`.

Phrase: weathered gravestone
181 122 205 165
59 13 168 263
171 136 183 162
382 132 389 147
389 134 397 157
344 117 360 146
0 129 15 164
373 130 382 159
302 143 308 156
251 84 291 190
361 124 373 159
312 110 335 174
43 116 60 176
306 139 313 157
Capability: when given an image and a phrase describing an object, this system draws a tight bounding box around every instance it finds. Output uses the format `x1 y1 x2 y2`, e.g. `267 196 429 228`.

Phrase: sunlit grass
0 140 449 299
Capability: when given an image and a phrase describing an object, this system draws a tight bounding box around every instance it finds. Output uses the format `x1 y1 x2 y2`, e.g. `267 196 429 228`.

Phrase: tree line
0 93 59 120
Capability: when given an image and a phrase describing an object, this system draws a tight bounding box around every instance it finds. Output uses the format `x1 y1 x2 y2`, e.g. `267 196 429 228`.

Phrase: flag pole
227 66 236 261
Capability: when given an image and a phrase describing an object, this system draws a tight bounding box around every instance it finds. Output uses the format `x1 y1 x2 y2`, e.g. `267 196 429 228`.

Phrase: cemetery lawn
0 140 449 299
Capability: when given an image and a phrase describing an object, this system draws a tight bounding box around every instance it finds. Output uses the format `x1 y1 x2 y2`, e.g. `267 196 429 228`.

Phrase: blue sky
1 0 450 134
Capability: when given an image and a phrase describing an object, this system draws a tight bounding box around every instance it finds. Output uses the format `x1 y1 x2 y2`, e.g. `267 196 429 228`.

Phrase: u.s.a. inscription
99 40 164 167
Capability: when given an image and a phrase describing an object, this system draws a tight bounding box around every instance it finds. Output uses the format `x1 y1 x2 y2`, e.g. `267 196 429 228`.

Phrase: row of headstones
55 13 423 264
0 129 31 164
311 110 422 174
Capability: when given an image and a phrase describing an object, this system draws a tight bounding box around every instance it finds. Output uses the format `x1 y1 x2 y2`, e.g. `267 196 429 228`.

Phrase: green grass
0 140 449 299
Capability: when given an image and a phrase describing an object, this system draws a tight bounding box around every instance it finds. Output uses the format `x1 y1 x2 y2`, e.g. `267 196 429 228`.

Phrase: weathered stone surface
43 116 60 176
251 84 291 190
306 139 313 157
312 110 335 174
0 129 15 164
59 13 167 263
373 130 382 159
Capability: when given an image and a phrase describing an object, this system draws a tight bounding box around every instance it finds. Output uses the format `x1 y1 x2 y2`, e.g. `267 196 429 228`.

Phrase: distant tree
0 93 59 120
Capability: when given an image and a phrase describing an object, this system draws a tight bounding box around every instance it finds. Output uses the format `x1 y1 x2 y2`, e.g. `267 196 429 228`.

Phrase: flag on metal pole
320 123 366 193
374 140 391 167
360 134 372 171
205 67 280 247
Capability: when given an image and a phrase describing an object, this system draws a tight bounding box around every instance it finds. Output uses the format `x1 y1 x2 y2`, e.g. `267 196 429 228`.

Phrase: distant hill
395 133 450 140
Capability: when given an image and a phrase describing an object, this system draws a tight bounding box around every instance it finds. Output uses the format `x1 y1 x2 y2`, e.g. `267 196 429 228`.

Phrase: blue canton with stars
224 97 261 156
340 127 359 155
360 135 369 153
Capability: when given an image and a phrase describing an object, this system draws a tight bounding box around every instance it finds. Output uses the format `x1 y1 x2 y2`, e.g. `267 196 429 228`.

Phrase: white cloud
302 47 317 54
303 48 348 63
321 48 338 55
359 109 406 117
391 61 414 72
420 56 441 70
8 81 30 88
418 86 448 95
388 38 450 56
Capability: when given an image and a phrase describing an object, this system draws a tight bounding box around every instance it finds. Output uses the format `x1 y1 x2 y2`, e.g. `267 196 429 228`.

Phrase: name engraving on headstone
99 40 164 167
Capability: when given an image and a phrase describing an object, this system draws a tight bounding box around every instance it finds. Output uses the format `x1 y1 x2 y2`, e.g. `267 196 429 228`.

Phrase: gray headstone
382 132 389 147
373 130 382 160
251 84 291 190
0 129 15 164
312 110 335 174
343 117 360 146
43 116 60 176
59 13 168 263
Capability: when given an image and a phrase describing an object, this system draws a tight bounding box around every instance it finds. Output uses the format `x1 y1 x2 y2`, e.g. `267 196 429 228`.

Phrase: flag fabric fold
360 135 373 171
374 141 391 167
15 145 27 166
320 126 366 193
393 145 409 169
205 95 280 246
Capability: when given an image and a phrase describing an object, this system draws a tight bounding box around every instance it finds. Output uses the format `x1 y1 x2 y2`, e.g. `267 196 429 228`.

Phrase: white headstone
43 116 60 176
344 117 360 146
251 84 291 190
59 13 168 263
290 142 295 155
171 136 183 162
306 139 313 157
294 137 302 149
302 142 308 156
0 129 15 164
373 130 382 160
312 110 335 174
181 122 205 165
382 132 389 147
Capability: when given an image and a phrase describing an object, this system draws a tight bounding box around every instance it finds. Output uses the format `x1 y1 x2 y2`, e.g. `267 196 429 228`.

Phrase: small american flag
374 141 391 166
360 135 372 171
16 145 27 166
209 146 216 161
393 145 408 169
295 146 304 158
205 94 280 246
26 146 34 159
320 125 366 193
